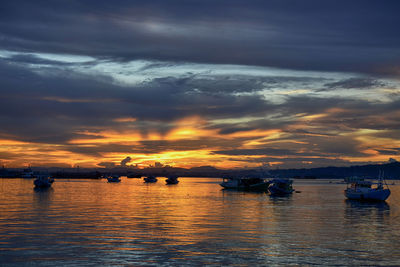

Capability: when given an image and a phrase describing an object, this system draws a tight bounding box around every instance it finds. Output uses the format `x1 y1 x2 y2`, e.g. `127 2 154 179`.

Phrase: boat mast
378 170 388 189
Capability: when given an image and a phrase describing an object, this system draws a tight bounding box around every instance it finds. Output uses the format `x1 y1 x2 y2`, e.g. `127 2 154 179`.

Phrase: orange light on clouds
113 117 137 123
165 116 218 140
239 130 283 147
69 130 143 144
1 111 399 168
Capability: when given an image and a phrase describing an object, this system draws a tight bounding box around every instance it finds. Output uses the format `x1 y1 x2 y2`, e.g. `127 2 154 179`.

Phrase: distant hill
1 162 399 179
270 162 400 179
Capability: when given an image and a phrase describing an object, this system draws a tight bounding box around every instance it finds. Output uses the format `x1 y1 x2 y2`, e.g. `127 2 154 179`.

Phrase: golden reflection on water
0 178 399 265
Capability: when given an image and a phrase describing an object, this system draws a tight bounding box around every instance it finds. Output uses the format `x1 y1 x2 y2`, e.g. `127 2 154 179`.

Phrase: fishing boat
165 175 179 185
344 175 390 201
144 176 157 183
268 178 294 195
107 175 121 183
220 177 269 191
34 175 54 188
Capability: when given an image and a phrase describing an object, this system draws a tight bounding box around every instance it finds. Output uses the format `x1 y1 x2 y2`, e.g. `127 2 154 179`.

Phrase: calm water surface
1 178 400 266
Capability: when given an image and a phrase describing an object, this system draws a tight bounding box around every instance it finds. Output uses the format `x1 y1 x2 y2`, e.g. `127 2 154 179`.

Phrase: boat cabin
348 180 383 190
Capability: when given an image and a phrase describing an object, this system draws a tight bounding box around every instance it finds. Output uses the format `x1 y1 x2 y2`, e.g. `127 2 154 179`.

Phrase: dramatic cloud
1 1 400 168
0 1 400 75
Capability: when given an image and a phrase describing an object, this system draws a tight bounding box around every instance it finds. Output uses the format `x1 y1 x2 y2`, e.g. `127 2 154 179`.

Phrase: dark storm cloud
0 59 276 143
207 93 400 138
281 96 400 131
309 136 366 157
1 0 400 74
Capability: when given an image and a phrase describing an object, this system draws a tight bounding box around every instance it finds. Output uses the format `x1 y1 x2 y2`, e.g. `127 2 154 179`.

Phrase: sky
1 0 400 169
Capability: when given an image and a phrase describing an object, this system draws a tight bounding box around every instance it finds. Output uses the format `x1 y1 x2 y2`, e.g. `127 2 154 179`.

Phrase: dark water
0 178 399 266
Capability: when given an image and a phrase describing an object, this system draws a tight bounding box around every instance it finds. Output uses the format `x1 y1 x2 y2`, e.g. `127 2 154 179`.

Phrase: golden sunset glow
1 116 399 168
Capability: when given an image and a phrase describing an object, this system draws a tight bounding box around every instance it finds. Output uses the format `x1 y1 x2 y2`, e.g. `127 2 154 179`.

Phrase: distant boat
34 175 54 188
165 175 179 185
144 176 157 183
22 168 35 179
220 177 269 191
107 175 121 183
344 175 390 201
268 179 294 195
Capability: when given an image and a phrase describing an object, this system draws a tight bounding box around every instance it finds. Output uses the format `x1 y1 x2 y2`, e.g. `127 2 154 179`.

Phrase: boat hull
166 179 179 185
107 178 121 183
268 186 294 196
344 188 390 201
267 179 294 196
144 177 157 183
34 178 54 188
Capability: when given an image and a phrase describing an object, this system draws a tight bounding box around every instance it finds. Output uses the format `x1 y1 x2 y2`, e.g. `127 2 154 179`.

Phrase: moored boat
344 175 390 201
165 175 179 185
144 176 157 183
220 177 269 191
268 178 294 195
34 175 54 188
107 175 121 183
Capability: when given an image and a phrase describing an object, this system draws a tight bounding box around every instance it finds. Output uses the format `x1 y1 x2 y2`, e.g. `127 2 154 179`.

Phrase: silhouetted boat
107 175 121 183
220 177 269 191
22 168 35 179
165 175 179 185
34 175 54 188
344 175 390 201
268 179 294 195
144 176 157 183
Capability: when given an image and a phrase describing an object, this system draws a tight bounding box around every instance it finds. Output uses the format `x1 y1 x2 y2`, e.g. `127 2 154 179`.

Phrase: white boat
144 176 157 183
268 179 294 195
34 175 54 188
344 175 390 201
165 175 179 185
220 177 269 191
107 175 121 183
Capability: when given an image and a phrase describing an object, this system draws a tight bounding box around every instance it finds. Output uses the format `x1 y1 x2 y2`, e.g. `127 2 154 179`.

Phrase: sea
0 178 399 266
